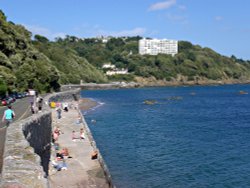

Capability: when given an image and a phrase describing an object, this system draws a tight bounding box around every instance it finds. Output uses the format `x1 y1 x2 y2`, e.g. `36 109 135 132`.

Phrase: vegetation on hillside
1 9 250 95
0 10 60 93
32 35 107 84
54 35 250 82
0 10 107 94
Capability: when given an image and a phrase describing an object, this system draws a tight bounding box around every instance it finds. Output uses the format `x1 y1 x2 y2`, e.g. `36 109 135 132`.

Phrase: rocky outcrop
134 76 250 87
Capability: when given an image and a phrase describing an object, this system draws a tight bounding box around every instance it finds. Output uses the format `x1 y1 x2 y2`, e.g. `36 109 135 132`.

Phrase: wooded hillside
1 9 250 95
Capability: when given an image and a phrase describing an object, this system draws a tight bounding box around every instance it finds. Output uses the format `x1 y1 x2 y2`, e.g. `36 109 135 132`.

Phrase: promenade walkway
48 102 109 188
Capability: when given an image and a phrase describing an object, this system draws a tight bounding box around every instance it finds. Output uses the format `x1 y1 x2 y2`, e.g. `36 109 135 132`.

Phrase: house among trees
102 64 128 76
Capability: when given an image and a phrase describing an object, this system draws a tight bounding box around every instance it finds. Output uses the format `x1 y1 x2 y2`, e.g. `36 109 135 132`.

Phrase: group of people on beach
51 127 88 171
72 128 85 141
52 126 85 143
51 100 100 172
2 97 100 174
50 100 100 173
30 95 44 114
54 101 78 120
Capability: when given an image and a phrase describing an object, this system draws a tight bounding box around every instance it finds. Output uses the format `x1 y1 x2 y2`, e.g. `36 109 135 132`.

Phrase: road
0 97 32 173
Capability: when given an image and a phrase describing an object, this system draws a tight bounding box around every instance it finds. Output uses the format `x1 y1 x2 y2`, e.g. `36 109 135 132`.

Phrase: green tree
34 35 49 43
0 79 7 96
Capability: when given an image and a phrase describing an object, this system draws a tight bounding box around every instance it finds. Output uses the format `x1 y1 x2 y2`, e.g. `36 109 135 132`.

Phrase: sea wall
50 88 114 187
0 112 50 188
0 89 81 188
47 89 80 103
81 114 115 188
61 82 140 91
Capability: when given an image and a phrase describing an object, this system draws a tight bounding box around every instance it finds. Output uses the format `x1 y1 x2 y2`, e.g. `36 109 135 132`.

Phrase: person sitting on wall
80 128 85 140
91 150 98 160
53 126 62 141
63 102 69 112
56 152 64 160
56 147 68 160
61 147 69 157
72 130 77 141
37 97 43 111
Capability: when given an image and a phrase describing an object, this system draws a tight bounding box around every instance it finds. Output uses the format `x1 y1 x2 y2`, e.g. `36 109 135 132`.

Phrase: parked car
1 98 8 106
1 97 13 106
8 95 16 102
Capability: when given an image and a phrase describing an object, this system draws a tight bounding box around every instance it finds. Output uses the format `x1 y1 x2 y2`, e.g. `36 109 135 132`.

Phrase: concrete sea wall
0 89 81 188
49 88 115 187
81 113 115 188
61 82 140 91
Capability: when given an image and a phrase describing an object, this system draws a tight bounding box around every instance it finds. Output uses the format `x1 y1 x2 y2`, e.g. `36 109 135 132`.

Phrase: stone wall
0 89 80 188
0 113 50 188
46 89 80 103
22 112 52 177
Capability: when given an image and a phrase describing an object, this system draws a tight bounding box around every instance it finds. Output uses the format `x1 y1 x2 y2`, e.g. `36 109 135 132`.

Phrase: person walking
2 105 15 127
56 107 62 119
37 97 43 112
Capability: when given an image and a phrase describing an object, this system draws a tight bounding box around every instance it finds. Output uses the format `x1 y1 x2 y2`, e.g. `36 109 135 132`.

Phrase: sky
1 0 250 60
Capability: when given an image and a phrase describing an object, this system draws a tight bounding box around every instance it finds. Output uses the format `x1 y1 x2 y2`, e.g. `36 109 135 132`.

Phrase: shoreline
78 98 99 111
78 99 114 188
78 98 114 187
61 79 250 91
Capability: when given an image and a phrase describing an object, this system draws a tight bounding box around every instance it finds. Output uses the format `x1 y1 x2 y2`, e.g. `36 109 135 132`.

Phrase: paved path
49 105 109 188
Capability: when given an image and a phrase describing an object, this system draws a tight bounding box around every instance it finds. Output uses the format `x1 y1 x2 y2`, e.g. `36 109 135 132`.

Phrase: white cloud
178 5 186 10
166 13 188 24
96 27 146 37
215 16 223 21
52 32 66 39
149 0 176 11
24 24 146 39
24 24 50 36
110 27 146 36
23 24 66 40
167 14 184 21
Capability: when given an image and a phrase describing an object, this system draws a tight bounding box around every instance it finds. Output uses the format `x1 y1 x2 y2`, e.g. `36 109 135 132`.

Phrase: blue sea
81 85 250 188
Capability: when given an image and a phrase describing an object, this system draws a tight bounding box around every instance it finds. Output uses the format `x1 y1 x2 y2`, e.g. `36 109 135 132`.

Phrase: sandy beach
78 98 98 111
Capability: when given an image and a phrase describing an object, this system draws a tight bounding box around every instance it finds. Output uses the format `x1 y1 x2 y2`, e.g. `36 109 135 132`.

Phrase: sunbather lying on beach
56 147 70 160
51 159 67 171
80 128 85 140
53 126 62 141
72 129 85 141
72 130 77 141
91 150 98 160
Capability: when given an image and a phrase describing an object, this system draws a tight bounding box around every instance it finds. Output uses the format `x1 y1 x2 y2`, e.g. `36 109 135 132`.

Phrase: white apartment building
139 38 178 56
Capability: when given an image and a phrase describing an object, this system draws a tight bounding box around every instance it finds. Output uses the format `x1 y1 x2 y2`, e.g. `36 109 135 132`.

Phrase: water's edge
80 99 115 188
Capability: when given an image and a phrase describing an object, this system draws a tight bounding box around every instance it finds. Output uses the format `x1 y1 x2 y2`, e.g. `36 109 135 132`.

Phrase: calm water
81 85 250 188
